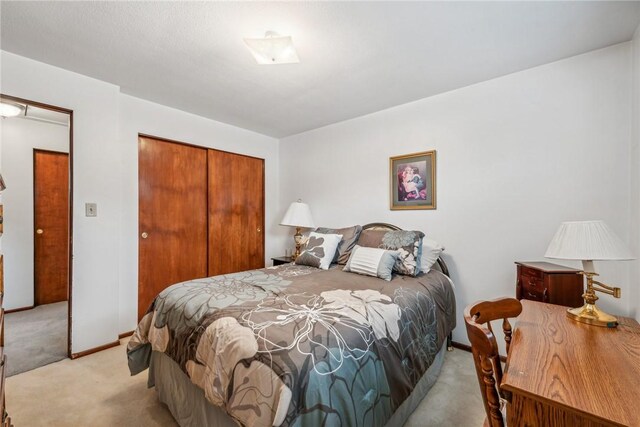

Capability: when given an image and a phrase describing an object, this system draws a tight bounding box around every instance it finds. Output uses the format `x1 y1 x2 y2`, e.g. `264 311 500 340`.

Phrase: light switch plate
85 203 97 217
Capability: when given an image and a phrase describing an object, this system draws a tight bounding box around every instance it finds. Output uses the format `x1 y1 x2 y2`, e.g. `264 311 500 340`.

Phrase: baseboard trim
70 340 120 359
5 305 35 314
118 330 134 339
452 340 506 363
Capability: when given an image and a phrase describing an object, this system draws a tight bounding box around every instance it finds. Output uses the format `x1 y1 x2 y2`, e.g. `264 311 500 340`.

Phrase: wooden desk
501 300 640 427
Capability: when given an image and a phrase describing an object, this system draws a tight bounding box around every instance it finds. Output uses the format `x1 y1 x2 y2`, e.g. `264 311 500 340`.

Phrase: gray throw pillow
315 225 363 264
356 229 424 276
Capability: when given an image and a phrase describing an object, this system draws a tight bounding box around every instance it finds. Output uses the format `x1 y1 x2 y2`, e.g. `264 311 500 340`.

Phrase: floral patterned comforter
127 263 456 427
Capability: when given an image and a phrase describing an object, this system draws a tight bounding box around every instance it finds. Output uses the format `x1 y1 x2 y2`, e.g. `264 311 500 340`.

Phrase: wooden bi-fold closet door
138 137 208 319
34 150 69 306
208 150 265 276
138 136 265 319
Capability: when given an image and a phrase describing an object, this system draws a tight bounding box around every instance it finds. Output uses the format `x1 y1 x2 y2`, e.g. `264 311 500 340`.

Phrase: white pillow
343 245 400 281
295 232 343 270
420 238 444 273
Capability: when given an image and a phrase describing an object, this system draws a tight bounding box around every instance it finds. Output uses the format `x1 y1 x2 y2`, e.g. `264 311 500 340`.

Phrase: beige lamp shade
280 200 315 228
545 220 632 272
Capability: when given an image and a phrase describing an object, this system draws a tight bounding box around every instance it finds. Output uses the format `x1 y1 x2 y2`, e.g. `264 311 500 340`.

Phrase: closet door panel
208 150 264 276
138 137 208 319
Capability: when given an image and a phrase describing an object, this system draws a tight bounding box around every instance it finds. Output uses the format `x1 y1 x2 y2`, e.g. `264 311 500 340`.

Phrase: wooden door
34 150 69 306
138 137 208 319
208 150 265 275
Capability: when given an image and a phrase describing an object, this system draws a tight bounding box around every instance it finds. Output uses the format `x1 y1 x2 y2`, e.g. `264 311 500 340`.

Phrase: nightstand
271 256 293 266
515 261 583 307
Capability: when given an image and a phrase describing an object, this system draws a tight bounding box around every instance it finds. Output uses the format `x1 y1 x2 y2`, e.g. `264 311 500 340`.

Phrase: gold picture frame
390 150 436 210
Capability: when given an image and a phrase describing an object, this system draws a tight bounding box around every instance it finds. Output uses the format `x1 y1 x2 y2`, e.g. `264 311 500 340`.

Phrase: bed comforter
127 263 456 427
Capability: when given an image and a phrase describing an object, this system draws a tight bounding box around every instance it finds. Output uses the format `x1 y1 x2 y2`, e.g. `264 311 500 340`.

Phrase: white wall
117 95 279 333
0 118 69 309
1 51 121 354
1 38 636 352
631 24 640 322
279 43 634 345
0 51 279 353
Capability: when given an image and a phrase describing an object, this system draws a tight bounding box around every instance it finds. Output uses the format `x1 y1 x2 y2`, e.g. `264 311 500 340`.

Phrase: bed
128 223 456 427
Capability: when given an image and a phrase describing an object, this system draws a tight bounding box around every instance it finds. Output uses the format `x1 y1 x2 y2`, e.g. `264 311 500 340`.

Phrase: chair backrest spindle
502 318 513 354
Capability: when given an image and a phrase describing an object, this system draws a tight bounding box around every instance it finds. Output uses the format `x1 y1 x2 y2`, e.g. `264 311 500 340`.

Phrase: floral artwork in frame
390 150 436 210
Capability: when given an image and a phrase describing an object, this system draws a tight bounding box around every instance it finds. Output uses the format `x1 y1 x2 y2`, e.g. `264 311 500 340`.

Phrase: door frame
1 93 74 358
138 133 266 161
33 148 70 306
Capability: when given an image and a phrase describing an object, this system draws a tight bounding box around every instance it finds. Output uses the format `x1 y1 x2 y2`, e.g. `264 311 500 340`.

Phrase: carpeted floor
404 346 486 427
5 301 68 376
7 338 485 426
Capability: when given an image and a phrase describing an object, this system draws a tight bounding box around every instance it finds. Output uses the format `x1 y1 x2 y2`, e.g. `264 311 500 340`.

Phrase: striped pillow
343 245 400 281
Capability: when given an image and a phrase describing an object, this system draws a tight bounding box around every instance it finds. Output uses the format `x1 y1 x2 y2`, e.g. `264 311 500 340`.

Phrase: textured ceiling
2 1 639 138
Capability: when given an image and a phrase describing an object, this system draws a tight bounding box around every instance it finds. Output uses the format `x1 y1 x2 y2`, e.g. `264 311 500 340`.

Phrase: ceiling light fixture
244 31 300 65
0 101 24 118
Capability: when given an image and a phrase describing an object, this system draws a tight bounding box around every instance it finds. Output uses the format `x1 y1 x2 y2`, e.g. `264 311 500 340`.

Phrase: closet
137 136 264 319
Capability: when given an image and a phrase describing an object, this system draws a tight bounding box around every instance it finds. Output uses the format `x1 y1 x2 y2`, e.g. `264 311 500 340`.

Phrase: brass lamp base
566 269 620 328
292 227 303 261
566 304 618 328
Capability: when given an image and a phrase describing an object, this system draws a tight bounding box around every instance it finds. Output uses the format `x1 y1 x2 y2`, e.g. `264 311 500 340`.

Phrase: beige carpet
7 338 485 426
5 301 68 376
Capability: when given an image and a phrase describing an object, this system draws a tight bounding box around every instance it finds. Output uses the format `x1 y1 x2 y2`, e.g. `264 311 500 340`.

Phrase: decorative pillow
343 245 400 281
420 238 444 273
315 225 363 264
356 229 424 276
295 232 343 270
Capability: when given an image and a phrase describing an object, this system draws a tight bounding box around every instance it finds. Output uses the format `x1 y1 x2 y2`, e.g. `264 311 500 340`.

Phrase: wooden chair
464 298 522 427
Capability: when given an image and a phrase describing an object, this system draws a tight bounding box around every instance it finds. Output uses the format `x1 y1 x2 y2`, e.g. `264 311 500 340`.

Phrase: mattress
148 342 448 427
128 263 456 427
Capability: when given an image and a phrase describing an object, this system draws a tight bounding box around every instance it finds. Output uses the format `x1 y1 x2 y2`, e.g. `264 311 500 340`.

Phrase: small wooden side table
271 256 293 266
515 261 583 307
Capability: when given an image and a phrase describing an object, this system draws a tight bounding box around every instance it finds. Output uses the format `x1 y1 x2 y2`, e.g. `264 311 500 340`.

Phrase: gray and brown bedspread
127 263 456 427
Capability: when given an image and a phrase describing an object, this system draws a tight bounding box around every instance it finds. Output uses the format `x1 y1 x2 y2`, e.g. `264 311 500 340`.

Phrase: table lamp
280 199 315 260
545 220 633 327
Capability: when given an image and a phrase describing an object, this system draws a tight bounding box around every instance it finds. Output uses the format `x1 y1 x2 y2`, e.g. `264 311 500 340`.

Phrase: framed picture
390 150 436 210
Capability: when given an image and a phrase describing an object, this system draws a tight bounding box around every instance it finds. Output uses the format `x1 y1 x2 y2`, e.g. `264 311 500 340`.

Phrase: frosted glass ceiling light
0 102 24 118
244 31 300 65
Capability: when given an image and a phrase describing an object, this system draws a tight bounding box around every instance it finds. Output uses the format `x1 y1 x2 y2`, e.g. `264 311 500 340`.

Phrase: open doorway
0 95 73 376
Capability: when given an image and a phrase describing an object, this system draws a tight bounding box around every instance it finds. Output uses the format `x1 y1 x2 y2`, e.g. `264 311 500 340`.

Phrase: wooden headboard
362 222 449 277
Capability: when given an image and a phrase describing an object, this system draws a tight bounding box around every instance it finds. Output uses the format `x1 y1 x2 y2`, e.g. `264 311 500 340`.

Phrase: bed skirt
148 342 447 427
